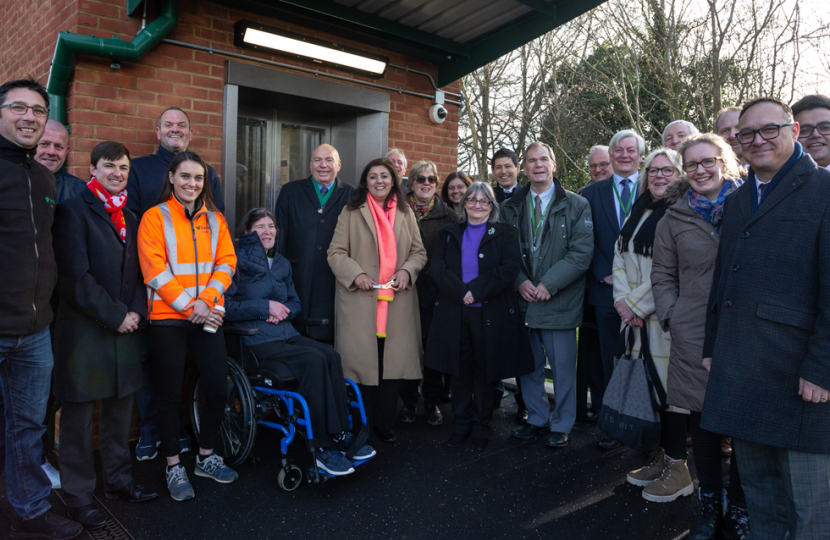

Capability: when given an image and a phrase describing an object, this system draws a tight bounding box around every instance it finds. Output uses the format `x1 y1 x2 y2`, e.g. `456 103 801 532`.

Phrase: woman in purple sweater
424 182 533 450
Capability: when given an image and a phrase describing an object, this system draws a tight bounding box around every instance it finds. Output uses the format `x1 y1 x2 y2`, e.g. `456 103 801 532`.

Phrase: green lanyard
530 193 549 240
612 179 636 217
315 181 335 211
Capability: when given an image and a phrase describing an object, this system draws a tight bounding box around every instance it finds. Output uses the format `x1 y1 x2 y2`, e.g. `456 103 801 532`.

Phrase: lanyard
530 193 549 241
315 181 335 212
612 179 636 217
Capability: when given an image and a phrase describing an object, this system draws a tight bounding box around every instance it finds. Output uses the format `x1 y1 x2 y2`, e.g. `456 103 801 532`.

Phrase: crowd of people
0 74 828 540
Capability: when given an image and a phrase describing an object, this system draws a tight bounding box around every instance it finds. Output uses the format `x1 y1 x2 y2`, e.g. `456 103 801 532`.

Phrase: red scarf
87 177 127 242
366 195 397 338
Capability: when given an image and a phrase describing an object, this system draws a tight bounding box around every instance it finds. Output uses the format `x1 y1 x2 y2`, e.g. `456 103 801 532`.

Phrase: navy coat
275 177 354 341
126 145 225 218
225 232 302 347
424 221 534 382
579 176 639 307
55 170 86 203
52 189 146 402
702 154 830 453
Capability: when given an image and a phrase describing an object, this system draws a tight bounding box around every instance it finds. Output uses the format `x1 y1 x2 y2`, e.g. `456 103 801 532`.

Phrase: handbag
598 325 668 451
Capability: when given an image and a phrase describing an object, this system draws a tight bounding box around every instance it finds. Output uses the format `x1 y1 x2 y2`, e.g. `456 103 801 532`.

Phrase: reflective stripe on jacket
137 195 236 321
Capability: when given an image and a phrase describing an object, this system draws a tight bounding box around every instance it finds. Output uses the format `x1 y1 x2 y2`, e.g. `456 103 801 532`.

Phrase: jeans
0 326 54 519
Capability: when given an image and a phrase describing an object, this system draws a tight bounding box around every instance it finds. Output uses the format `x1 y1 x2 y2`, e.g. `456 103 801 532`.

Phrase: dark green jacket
501 181 594 330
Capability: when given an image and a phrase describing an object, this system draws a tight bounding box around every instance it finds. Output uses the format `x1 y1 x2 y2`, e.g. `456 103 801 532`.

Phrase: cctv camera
429 104 448 124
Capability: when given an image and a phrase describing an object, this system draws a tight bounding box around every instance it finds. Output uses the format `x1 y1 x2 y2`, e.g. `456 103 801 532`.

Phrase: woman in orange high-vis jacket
137 152 238 502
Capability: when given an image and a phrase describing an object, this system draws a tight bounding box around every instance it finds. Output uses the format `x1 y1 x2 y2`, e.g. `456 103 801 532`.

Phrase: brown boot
626 447 666 486
642 456 694 503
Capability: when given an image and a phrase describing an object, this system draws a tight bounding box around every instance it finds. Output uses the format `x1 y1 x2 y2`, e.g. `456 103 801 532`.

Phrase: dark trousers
690 411 745 506
452 308 496 439
660 410 689 460
400 306 447 409
249 336 349 446
59 395 134 508
734 438 830 540
148 325 227 458
357 338 400 437
593 305 621 409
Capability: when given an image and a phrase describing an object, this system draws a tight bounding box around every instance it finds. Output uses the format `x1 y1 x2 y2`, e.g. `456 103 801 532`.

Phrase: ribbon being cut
366 194 398 338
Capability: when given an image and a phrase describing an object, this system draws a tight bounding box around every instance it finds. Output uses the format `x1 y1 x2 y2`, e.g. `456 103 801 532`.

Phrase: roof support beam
513 0 556 17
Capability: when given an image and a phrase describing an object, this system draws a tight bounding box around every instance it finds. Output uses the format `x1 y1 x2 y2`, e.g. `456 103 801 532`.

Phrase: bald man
34 119 86 203
275 144 354 341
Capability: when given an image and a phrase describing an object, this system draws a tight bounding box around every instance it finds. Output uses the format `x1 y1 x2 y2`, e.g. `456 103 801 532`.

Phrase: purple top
461 221 487 307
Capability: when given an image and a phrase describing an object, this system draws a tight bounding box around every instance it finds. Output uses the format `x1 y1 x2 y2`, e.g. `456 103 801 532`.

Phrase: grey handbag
598 325 667 451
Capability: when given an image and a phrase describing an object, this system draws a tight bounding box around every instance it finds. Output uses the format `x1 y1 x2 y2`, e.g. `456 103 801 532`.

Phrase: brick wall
0 0 459 180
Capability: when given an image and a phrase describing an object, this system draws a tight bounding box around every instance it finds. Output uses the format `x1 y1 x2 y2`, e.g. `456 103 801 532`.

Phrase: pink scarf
366 195 397 338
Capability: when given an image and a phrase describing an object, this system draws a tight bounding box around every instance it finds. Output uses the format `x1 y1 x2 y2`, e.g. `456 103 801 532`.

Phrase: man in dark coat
275 144 354 342
579 129 644 448
53 142 158 529
0 77 84 539
703 97 830 538
34 119 85 203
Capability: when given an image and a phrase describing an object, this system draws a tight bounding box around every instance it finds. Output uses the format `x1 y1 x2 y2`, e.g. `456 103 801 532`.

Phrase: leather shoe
378 430 397 444
585 409 599 423
446 431 471 447
399 404 416 424
547 432 570 448
425 404 443 426
68 504 108 530
516 408 529 425
105 480 158 503
472 436 489 451
596 436 621 450
511 423 547 440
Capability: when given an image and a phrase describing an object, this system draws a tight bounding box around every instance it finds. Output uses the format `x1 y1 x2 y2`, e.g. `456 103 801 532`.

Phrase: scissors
373 277 396 290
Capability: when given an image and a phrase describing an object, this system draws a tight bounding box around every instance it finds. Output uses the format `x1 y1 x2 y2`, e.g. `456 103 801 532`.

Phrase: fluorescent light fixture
234 20 388 77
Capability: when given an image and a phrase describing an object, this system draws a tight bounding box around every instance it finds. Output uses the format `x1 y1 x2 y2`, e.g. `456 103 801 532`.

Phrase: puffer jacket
501 181 594 330
0 134 57 336
137 195 236 320
225 232 301 346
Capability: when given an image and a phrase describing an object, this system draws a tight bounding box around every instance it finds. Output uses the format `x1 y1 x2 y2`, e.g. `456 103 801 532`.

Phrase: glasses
465 198 491 208
413 175 437 184
647 166 676 177
736 123 792 145
0 102 49 117
682 157 723 173
798 122 830 139
588 161 610 170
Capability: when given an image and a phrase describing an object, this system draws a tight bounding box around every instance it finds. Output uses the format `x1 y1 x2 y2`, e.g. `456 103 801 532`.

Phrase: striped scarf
87 177 127 242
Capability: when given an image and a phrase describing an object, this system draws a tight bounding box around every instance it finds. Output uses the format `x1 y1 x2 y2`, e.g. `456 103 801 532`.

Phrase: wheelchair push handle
294 318 329 327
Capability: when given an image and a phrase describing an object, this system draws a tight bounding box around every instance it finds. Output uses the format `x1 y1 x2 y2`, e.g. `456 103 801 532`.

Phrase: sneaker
42 462 62 490
316 448 355 476
194 453 238 484
399 404 416 423
335 433 377 460
721 501 750 540
626 447 666 486
641 457 695 503
135 429 160 461
179 430 192 454
10 510 84 540
166 464 195 501
689 490 723 540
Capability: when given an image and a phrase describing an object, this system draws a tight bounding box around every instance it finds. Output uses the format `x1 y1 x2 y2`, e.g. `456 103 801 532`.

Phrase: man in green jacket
502 142 594 448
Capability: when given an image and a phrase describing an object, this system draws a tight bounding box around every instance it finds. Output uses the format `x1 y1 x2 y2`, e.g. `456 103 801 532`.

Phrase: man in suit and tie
703 97 830 539
275 144 355 342
578 129 645 449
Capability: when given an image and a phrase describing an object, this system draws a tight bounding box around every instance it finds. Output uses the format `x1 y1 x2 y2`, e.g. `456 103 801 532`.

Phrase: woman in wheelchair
225 208 376 477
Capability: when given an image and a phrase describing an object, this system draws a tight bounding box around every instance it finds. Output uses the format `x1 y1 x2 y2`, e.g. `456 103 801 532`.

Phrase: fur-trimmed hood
664 177 691 205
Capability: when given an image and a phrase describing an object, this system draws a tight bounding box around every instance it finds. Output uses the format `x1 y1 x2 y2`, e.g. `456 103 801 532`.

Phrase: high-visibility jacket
137 196 236 321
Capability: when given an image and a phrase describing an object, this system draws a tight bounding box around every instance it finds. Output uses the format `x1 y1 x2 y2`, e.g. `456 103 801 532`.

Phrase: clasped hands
117 311 142 333
615 299 643 327
518 280 551 303
353 270 411 292
267 300 291 324
187 300 225 326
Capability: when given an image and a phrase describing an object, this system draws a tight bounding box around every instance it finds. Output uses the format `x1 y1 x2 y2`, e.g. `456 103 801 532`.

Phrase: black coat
275 177 354 341
412 195 457 309
702 153 830 453
494 183 521 204
424 221 534 382
52 189 147 402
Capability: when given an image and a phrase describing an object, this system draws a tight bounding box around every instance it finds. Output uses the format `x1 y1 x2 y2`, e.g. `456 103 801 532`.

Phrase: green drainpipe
46 0 178 126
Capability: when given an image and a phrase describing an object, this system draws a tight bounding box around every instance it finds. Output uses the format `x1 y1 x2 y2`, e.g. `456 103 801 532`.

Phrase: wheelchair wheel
190 357 256 468
277 465 303 492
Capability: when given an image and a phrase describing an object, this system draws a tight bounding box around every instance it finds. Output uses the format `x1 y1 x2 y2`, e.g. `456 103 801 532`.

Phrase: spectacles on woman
413 175 437 184
647 166 676 177
682 157 723 173
465 198 491 208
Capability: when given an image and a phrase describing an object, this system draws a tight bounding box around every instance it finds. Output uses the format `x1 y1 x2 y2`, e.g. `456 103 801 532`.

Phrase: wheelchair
188 320 373 491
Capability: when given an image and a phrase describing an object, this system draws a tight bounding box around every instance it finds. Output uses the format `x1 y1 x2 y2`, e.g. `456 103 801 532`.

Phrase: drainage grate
52 482 136 540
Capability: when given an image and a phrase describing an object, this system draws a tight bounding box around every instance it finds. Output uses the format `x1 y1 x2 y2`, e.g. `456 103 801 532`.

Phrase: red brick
96 126 136 141
158 95 193 109
67 95 95 110
97 17 139 36
79 0 119 18
191 75 223 90
97 71 136 88
77 12 98 28
173 85 209 100
196 27 228 44
67 123 94 138
154 43 193 61
137 79 174 94
137 131 159 144
142 53 177 69
192 100 222 114
176 60 211 76
120 64 156 79
194 51 224 66
96 98 136 115
74 111 115 126
137 105 169 119
117 88 156 103
180 11 211 28
156 69 191 85
116 115 155 130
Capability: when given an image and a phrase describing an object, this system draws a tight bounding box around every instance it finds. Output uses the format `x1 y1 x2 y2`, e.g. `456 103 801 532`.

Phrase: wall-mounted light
234 20 388 77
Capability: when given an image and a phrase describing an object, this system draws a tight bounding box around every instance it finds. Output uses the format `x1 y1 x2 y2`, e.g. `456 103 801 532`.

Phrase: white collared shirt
501 182 518 196
611 171 639 220
755 177 771 204
530 182 556 214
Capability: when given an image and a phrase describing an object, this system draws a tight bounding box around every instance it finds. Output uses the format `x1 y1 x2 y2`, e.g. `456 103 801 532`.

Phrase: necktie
619 179 630 228
534 195 543 242
320 185 329 197
758 182 767 204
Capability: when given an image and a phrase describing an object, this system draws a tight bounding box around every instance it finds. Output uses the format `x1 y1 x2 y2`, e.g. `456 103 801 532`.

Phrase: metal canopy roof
207 0 607 86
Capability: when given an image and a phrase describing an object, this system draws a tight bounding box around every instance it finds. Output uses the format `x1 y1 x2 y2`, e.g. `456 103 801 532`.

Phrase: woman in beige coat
651 133 748 540
328 158 427 443
612 147 693 504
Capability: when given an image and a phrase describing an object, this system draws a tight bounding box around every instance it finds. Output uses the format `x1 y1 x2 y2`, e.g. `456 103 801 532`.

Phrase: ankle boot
722 501 751 540
689 490 723 540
